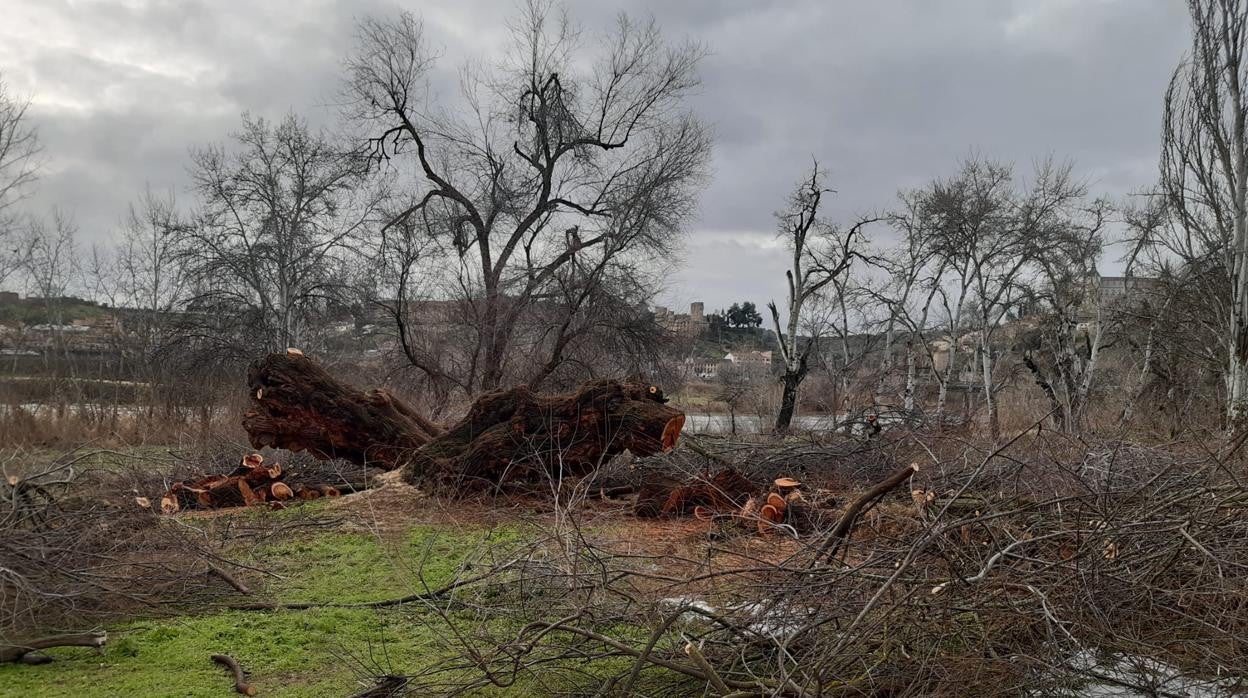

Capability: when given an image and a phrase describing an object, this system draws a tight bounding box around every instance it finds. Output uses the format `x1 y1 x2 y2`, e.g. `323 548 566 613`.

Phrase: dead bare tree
1157 0 1248 424
114 187 190 337
344 2 710 394
768 162 876 432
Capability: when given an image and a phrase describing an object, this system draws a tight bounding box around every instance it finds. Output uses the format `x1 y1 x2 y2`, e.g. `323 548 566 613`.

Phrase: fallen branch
212 653 257 696
0 632 107 664
207 562 252 595
814 462 919 563
684 641 732 695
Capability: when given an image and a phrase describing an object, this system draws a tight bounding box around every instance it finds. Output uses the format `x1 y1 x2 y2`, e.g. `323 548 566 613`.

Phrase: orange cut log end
758 504 782 535
661 414 685 452
160 495 179 514
766 492 787 515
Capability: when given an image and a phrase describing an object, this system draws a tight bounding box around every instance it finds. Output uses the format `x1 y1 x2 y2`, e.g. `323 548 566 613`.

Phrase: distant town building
724 350 772 373
684 355 725 380
654 302 708 336
1078 270 1160 323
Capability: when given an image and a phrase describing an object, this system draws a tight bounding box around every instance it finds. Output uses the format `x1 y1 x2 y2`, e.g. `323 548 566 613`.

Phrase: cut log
757 504 783 535
211 653 257 696
241 352 686 493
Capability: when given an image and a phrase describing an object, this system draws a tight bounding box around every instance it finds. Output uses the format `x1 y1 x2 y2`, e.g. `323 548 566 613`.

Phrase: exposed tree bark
242 352 685 493
633 468 756 518
405 379 685 493
243 352 442 468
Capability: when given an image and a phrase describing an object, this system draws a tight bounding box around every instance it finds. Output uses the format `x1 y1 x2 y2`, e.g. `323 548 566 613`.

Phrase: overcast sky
1 0 1191 312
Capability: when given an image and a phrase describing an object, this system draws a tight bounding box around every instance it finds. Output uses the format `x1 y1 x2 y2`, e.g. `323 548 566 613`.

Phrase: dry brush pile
369 428 1248 697
0 447 344 666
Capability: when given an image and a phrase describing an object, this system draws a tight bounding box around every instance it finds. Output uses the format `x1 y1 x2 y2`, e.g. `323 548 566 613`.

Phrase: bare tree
1022 199 1112 433
714 364 753 435
916 157 1082 441
345 2 710 393
767 162 875 432
867 192 950 415
1157 0 1248 423
115 188 189 328
0 74 41 286
19 210 79 313
15 210 80 372
182 113 373 353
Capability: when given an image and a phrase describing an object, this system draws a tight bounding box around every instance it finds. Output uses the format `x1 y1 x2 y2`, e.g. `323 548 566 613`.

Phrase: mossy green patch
0 523 545 697
248 524 523 604
0 607 436 697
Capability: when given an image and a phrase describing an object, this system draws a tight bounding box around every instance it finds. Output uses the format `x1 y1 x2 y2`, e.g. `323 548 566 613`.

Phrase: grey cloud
4 0 1192 310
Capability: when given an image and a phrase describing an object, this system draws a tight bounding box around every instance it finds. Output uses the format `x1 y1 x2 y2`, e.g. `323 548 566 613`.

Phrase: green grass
254 525 523 605
0 525 535 697
0 608 433 697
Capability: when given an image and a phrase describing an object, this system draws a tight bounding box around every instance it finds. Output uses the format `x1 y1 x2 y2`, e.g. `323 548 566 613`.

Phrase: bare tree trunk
935 342 958 426
1023 353 1064 429
979 332 998 442
775 371 803 433
903 340 917 413
1229 25 1248 424
1121 321 1157 424
1072 322 1103 432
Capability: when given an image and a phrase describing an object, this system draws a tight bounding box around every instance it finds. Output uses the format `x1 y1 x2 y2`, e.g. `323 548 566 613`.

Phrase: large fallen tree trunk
243 352 443 467
242 352 686 493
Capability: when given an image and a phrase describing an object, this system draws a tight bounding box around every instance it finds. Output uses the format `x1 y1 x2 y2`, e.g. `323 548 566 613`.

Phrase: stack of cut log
151 453 341 513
